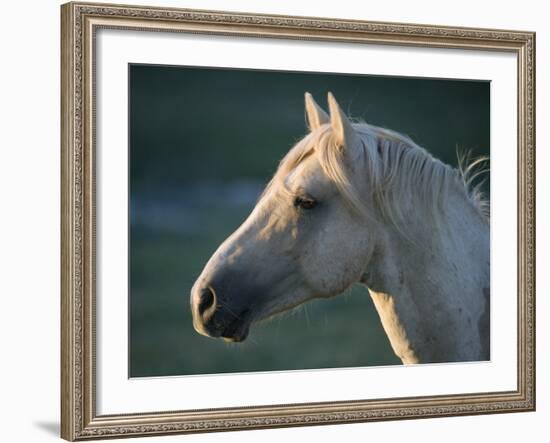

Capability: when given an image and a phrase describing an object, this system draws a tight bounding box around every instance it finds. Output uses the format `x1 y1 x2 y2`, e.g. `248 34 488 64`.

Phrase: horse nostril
198 286 216 316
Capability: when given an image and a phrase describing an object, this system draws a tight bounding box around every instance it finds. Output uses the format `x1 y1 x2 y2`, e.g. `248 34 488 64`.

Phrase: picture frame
60 1 536 440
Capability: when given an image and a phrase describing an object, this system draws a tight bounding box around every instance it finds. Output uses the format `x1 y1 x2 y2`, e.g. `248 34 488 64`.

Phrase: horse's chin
220 320 250 343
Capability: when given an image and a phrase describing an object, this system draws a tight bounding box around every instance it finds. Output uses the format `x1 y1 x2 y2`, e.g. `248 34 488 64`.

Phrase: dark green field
129 65 489 377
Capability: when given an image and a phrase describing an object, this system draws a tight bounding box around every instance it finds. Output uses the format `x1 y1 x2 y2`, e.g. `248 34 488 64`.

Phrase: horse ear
305 92 329 131
327 92 360 150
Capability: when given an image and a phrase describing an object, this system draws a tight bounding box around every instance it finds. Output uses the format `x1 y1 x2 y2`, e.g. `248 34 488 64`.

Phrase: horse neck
361 181 490 364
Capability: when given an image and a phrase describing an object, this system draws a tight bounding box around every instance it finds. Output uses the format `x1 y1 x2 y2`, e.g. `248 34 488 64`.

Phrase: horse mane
265 122 489 235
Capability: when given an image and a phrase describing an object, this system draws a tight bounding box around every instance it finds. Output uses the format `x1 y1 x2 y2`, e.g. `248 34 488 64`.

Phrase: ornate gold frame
61 2 536 440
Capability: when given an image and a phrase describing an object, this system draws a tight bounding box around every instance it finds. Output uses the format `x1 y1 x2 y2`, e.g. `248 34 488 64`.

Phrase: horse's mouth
192 298 252 342
221 318 250 343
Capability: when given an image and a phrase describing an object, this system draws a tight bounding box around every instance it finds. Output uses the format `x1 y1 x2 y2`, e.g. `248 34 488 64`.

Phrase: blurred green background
129 64 490 377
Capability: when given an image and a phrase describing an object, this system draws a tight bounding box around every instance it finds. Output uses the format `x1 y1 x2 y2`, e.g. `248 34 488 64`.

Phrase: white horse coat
190 92 490 364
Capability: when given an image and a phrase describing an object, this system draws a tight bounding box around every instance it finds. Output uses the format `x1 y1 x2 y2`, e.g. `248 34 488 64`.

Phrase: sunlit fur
263 122 488 239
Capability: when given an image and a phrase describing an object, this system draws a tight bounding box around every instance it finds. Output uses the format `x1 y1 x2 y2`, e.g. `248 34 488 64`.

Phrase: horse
190 92 490 364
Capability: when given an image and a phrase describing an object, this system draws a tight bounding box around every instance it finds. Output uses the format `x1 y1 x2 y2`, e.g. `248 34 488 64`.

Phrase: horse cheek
328 222 372 292
300 225 363 297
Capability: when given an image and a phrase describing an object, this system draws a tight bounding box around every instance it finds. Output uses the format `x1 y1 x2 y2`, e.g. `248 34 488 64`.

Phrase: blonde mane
265 122 489 235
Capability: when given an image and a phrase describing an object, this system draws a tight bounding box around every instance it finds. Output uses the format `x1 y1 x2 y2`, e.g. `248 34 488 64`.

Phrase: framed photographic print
61 1 536 440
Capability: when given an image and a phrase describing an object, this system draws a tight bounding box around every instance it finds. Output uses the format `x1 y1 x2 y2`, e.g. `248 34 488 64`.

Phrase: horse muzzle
190 283 251 342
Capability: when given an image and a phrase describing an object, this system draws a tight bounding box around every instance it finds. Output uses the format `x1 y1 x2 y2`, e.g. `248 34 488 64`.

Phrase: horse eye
294 196 318 210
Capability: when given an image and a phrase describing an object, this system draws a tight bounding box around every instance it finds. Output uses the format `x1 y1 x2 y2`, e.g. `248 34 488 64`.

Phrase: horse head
190 93 376 342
